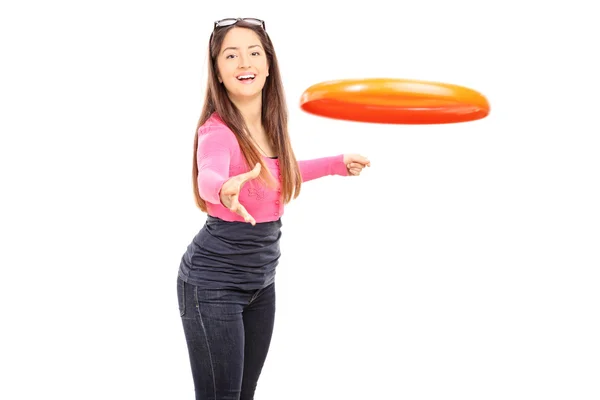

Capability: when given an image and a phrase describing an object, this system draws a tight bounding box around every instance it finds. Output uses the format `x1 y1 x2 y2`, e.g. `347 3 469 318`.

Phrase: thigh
178 277 248 399
240 283 276 400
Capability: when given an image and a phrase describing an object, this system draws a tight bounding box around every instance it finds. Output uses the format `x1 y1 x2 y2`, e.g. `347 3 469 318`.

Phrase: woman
177 17 370 399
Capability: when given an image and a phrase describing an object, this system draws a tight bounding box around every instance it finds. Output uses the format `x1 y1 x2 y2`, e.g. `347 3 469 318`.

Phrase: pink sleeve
196 126 232 205
298 154 348 182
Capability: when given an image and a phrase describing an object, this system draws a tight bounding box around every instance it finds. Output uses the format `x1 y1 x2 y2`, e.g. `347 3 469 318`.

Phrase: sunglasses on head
213 18 265 30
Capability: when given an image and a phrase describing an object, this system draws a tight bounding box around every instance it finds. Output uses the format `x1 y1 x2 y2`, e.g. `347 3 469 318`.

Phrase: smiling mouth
237 74 256 82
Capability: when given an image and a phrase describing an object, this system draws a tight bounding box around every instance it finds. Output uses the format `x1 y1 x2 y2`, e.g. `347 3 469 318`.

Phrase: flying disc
299 78 490 124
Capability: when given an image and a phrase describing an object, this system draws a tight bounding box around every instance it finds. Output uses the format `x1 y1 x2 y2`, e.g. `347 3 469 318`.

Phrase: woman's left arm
298 154 370 182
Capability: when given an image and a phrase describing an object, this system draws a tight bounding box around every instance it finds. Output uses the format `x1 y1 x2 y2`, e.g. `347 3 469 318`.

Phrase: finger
236 203 256 225
229 194 241 212
237 163 262 184
349 168 362 176
348 162 366 169
228 194 256 225
359 158 370 167
349 160 370 169
349 154 370 165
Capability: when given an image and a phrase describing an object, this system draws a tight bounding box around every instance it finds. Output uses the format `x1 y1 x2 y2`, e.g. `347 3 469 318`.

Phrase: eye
251 51 261 56
225 54 236 59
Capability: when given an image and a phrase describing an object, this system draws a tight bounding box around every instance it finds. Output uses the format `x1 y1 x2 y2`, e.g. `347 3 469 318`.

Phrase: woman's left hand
343 154 370 176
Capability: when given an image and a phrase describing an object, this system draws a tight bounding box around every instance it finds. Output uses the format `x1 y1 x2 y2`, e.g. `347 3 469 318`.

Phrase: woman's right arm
196 125 262 224
196 126 232 205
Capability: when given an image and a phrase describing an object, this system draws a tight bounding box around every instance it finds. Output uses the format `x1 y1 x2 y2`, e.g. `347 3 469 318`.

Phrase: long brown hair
192 20 302 212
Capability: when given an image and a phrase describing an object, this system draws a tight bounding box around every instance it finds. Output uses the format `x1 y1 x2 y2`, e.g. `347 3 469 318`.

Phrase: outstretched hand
343 154 371 176
219 163 262 225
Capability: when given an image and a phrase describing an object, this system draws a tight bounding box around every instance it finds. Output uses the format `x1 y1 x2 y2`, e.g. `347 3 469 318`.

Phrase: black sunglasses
214 18 265 30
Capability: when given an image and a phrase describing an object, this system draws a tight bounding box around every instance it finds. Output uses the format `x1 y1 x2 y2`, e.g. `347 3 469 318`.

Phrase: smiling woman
216 30 269 104
176 17 371 400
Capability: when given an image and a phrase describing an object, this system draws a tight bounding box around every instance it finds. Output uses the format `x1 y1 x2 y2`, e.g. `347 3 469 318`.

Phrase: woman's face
216 27 269 104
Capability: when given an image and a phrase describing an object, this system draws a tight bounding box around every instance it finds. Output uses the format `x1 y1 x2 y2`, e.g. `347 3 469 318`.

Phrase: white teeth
237 74 255 80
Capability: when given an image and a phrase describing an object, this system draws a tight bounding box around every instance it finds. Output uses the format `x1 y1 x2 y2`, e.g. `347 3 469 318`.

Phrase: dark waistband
203 215 282 244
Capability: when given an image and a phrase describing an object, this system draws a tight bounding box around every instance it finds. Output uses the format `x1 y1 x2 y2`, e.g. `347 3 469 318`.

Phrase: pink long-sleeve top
197 113 348 223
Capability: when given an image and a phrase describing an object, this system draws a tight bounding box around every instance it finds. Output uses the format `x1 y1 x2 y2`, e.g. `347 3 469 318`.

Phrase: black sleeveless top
178 215 282 290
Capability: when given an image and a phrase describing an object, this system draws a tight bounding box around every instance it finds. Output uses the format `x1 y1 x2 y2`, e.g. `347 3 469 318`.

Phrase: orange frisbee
299 78 490 124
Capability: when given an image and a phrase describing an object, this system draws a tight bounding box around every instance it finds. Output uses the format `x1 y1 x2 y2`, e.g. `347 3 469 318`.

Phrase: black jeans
177 277 276 400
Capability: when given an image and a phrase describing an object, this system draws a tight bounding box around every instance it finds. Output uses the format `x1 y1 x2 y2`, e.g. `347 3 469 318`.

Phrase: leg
178 277 247 400
240 283 276 400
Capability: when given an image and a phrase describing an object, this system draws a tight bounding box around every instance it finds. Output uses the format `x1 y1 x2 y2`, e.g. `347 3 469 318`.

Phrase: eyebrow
221 44 263 54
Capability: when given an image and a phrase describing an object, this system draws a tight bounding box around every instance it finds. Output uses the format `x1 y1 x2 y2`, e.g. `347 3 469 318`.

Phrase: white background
1 0 599 399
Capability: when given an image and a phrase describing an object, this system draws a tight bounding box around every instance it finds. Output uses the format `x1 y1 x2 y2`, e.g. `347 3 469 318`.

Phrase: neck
231 94 263 131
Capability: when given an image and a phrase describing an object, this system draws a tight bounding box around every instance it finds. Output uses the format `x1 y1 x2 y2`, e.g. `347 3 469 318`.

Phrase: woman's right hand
219 163 262 226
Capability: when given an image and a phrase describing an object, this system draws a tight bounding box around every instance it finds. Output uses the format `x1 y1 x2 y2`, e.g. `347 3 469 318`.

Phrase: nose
238 54 251 68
